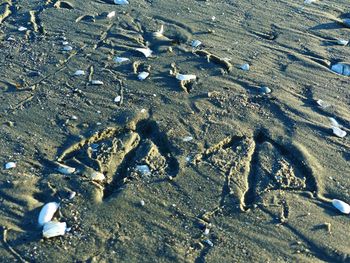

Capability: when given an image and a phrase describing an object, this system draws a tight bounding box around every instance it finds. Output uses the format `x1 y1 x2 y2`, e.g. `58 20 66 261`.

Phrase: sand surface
0 0 350 262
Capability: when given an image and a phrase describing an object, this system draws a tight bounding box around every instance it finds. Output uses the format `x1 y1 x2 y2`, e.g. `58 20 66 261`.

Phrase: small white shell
43 221 67 238
18 26 27 31
259 86 271 94
114 56 130 63
91 80 104 85
240 63 250 71
56 163 76 175
316 99 330 108
304 0 316 4
135 47 153 58
176 73 196 81
331 63 350 76
337 39 349 46
329 117 341 128
62 41 69 45
62 45 73 51
107 11 116 18
332 199 350 214
191 40 202 48
332 126 347 138
153 25 164 38
136 165 151 176
38 202 60 226
114 95 121 103
89 171 105 182
73 70 85 76
114 0 129 4
4 162 16 170
138 71 149 80
182 136 193 142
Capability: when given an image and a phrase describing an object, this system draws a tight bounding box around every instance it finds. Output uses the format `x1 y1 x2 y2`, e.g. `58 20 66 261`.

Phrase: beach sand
0 0 349 262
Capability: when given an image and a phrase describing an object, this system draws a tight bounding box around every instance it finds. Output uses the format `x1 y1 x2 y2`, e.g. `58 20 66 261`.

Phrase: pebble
337 39 349 46
316 99 330 108
176 73 196 81
204 239 214 247
107 11 116 18
331 63 350 76
4 162 16 170
332 199 350 214
204 228 210 235
182 136 193 142
140 200 145 206
68 191 76 200
329 117 341 128
135 47 153 58
240 63 250 71
89 171 105 182
56 163 76 175
114 96 121 103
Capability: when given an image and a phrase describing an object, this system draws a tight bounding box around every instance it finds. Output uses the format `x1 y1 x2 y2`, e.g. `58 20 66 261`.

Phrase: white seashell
140 108 146 113
240 63 250 71
56 163 76 175
204 228 210 235
18 26 27 31
140 200 145 206
176 73 196 81
138 71 149 80
62 45 73 51
316 99 330 108
191 40 202 48
259 86 271 94
89 171 105 182
337 39 349 46
332 199 350 214
329 117 341 128
42 221 67 238
153 25 164 38
38 202 60 226
73 70 85 76
91 80 104 85
114 95 121 103
62 41 69 45
304 0 316 4
135 47 153 58
107 11 116 18
331 63 350 76
114 0 129 4
114 56 130 63
68 191 76 200
4 162 16 170
331 126 346 138
182 136 193 142
204 239 214 247
136 165 151 176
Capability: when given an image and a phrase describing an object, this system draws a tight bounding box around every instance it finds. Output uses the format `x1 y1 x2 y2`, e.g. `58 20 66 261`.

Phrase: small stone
332 199 350 214
204 239 214 247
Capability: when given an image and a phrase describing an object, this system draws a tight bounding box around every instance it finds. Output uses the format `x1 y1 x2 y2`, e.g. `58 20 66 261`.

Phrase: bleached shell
62 45 73 51
107 11 116 18
73 70 85 76
136 165 151 176
138 71 149 80
43 221 67 238
332 199 350 214
182 136 193 142
114 95 121 103
304 0 316 4
56 163 76 175
329 117 340 128
240 63 250 71
18 26 27 31
259 86 271 94
114 0 129 4
89 171 105 182
191 40 202 48
5 162 16 169
38 202 60 226
176 73 196 81
331 63 350 76
337 39 349 46
114 56 130 63
135 47 153 58
91 80 104 85
316 99 330 108
332 126 347 138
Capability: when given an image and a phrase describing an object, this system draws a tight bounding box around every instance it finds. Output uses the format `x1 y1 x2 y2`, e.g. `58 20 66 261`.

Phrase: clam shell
176 73 196 81
73 70 85 76
114 0 129 4
240 63 250 71
316 99 330 108
38 202 60 226
332 126 347 138
62 45 73 51
331 63 350 76
86 170 105 182
337 39 349 46
135 47 153 58
138 71 149 80
56 163 76 175
43 221 67 238
114 56 130 63
329 117 341 128
91 80 104 85
18 26 27 31
191 40 202 48
259 86 271 94
107 11 116 18
332 199 350 214
4 162 16 170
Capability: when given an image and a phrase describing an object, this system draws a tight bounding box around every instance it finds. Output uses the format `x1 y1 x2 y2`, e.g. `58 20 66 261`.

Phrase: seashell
337 39 349 46
43 221 67 238
18 26 27 31
62 41 69 45
56 163 76 175
182 136 193 142
331 126 346 138
38 202 60 226
4 162 16 170
135 47 153 58
176 73 196 81
140 200 145 206
304 0 316 3
153 25 164 38
343 19 350 28
258 86 271 94
332 199 350 214
114 95 121 103
136 165 151 176
114 56 130 63
91 80 104 85
331 63 350 76
204 228 210 235
316 99 330 108
329 117 341 128
191 40 202 48
89 171 105 182
73 70 85 76
114 0 129 4
107 11 116 18
240 63 250 71
138 71 149 80
68 191 76 200
62 45 73 51
204 239 214 247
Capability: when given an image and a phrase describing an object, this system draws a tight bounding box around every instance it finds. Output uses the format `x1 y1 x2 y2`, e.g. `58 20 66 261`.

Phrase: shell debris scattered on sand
38 202 60 226
56 163 76 175
91 80 104 85
331 63 350 76
43 221 67 239
4 161 16 170
135 47 153 58
332 199 350 214
331 126 347 138
114 0 129 4
176 73 196 81
73 70 85 76
114 56 130 63
138 71 149 80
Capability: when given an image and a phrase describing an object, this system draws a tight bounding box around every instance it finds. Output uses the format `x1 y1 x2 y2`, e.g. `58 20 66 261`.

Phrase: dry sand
0 0 350 262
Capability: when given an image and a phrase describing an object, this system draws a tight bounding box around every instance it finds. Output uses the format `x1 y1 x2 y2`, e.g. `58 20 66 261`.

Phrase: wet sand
0 0 350 262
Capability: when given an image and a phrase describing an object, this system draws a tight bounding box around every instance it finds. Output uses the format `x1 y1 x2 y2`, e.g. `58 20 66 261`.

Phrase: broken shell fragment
136 165 151 176
107 11 116 18
73 70 85 76
332 199 350 214
114 95 121 103
135 47 153 58
62 45 73 51
191 40 202 48
38 202 60 226
43 221 67 238
91 80 104 85
331 63 350 76
138 71 149 80
4 162 16 170
88 171 105 182
331 126 347 138
18 26 27 31
176 73 196 81
56 163 76 175
337 39 349 46
182 136 193 142
258 86 271 94
114 56 130 63
153 25 164 38
316 99 330 108
114 0 129 4
329 117 341 128
240 63 250 71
